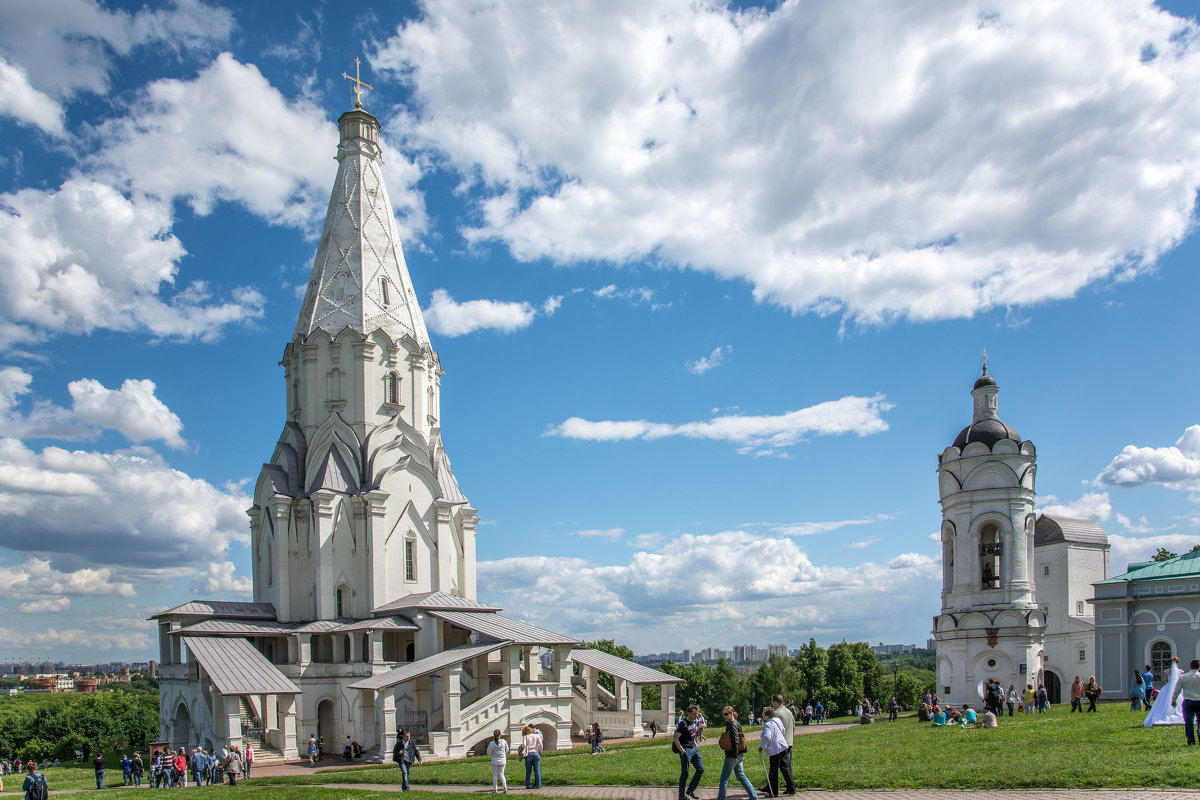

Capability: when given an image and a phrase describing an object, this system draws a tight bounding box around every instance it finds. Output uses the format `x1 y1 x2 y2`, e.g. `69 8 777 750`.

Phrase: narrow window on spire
404 536 416 582
385 372 400 405
266 540 273 587
336 587 345 618
380 278 390 307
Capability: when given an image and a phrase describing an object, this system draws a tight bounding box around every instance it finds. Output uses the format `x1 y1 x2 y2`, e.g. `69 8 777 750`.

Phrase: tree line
0 690 159 763
586 639 934 725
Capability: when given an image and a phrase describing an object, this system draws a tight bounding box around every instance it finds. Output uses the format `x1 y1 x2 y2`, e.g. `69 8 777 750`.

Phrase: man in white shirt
768 695 795 795
1172 658 1200 745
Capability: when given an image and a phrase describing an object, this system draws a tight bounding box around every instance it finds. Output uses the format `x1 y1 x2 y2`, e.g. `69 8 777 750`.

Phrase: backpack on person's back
28 772 49 800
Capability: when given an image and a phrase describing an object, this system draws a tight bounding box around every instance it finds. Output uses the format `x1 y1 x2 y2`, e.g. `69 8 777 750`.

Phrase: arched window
361 633 370 663
266 540 273 587
336 587 345 618
979 524 1002 590
404 537 416 582
380 278 390 307
942 525 954 594
385 372 400 405
1151 641 1173 684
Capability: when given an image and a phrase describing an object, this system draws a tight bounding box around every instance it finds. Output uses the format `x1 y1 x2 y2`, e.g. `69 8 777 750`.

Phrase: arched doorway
317 699 336 751
533 723 557 750
1044 671 1062 704
172 702 191 749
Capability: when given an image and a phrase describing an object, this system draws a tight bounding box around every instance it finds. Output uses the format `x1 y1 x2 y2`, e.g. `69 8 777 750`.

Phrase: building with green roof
1091 549 1200 701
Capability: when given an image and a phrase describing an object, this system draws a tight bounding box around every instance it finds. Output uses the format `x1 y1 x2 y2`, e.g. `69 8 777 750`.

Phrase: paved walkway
319 784 1200 799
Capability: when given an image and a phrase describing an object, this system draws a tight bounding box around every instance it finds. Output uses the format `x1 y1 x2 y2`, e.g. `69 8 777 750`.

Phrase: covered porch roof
569 648 682 685
348 640 510 692
182 636 301 695
428 610 577 646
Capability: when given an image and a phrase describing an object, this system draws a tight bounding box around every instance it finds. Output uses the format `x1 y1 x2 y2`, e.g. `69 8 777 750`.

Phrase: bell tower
933 358 1044 706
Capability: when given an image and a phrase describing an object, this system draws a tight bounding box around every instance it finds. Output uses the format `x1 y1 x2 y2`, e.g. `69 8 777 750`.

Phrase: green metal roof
1095 548 1200 584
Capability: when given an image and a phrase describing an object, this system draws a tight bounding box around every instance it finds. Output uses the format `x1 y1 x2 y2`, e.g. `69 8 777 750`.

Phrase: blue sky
2 0 1200 662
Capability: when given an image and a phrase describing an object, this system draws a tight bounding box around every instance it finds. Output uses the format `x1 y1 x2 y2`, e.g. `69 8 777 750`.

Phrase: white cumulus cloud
1097 425 1200 489
0 56 65 134
423 289 536 336
377 0 1200 325
189 561 251 597
68 378 185 448
546 394 892 453
1038 491 1113 522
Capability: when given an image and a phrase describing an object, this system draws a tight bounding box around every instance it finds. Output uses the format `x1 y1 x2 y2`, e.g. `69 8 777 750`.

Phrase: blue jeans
1184 699 1200 745
400 760 411 790
123 770 132 786
95 769 104 789
524 753 541 788
716 753 755 800
678 746 704 800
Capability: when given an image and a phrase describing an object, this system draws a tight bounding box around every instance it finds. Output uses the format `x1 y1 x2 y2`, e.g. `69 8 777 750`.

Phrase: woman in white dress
486 729 510 793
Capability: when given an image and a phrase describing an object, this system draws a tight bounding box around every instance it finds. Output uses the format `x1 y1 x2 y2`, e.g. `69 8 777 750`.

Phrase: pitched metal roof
348 640 508 691
330 616 418 633
1096 548 1200 584
175 619 296 636
569 649 682 685
182 637 300 695
293 620 342 634
1035 515 1109 547
429 610 578 646
151 601 277 620
373 591 501 615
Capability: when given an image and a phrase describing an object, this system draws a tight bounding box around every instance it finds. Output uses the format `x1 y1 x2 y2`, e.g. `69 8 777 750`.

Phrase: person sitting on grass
961 705 977 725
930 707 948 726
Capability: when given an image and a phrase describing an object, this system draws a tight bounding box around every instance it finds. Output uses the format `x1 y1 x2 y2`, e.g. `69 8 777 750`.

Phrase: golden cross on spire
342 57 374 109
981 347 989 374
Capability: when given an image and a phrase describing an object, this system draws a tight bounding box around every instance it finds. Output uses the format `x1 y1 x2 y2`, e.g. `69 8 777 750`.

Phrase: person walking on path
1006 684 1018 716
1172 658 1200 744
23 762 47 800
93 751 105 789
519 725 543 789
120 754 132 786
486 729 510 793
397 730 421 790
716 706 755 800
674 704 705 800
1085 677 1103 712
131 754 143 788
307 736 318 767
767 694 796 795
244 744 253 778
759 707 788 798
590 723 606 754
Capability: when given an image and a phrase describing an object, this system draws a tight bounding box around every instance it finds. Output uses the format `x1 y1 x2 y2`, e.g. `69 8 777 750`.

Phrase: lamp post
892 663 899 697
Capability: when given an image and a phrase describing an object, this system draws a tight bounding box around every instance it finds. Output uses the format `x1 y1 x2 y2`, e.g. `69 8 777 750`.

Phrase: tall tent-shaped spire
294 110 430 346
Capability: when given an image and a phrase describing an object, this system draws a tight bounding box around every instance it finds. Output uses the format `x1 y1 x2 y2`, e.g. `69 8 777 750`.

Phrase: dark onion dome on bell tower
952 361 1021 449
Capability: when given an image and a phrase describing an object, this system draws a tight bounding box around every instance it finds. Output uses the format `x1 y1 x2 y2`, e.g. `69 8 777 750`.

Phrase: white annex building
933 364 1109 706
154 107 678 761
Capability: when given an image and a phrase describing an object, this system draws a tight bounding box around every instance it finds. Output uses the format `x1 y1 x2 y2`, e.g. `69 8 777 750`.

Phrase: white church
933 365 1110 706
154 106 679 761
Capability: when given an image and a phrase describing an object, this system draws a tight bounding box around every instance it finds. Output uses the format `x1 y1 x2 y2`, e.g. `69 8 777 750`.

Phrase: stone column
377 690 397 756
554 646 572 689
585 666 598 712
444 664 463 753
224 698 243 750
298 634 312 665
664 684 676 718
278 695 298 758
504 646 521 685
357 689 377 752
614 677 628 710
632 684 644 735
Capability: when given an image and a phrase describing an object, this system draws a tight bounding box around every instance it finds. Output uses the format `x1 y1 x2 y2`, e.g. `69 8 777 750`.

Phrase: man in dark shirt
674 704 704 800
93 753 105 789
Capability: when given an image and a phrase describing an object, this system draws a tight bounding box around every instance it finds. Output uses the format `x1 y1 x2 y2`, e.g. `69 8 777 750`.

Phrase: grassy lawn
3 787 568 800
251 704 1198 790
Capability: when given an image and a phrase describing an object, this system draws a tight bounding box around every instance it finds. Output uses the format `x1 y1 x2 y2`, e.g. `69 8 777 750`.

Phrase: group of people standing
147 744 250 788
480 725 545 793
1069 676 1104 712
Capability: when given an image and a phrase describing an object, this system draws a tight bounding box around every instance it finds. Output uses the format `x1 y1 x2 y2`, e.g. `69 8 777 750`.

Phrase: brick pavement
320 784 1200 799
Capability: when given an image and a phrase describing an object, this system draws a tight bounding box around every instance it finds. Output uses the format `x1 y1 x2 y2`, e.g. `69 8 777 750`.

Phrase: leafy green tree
850 642 887 703
712 659 750 721
793 638 827 707
893 672 922 709
825 642 863 716
661 660 725 722
1153 547 1178 562
748 654 793 709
